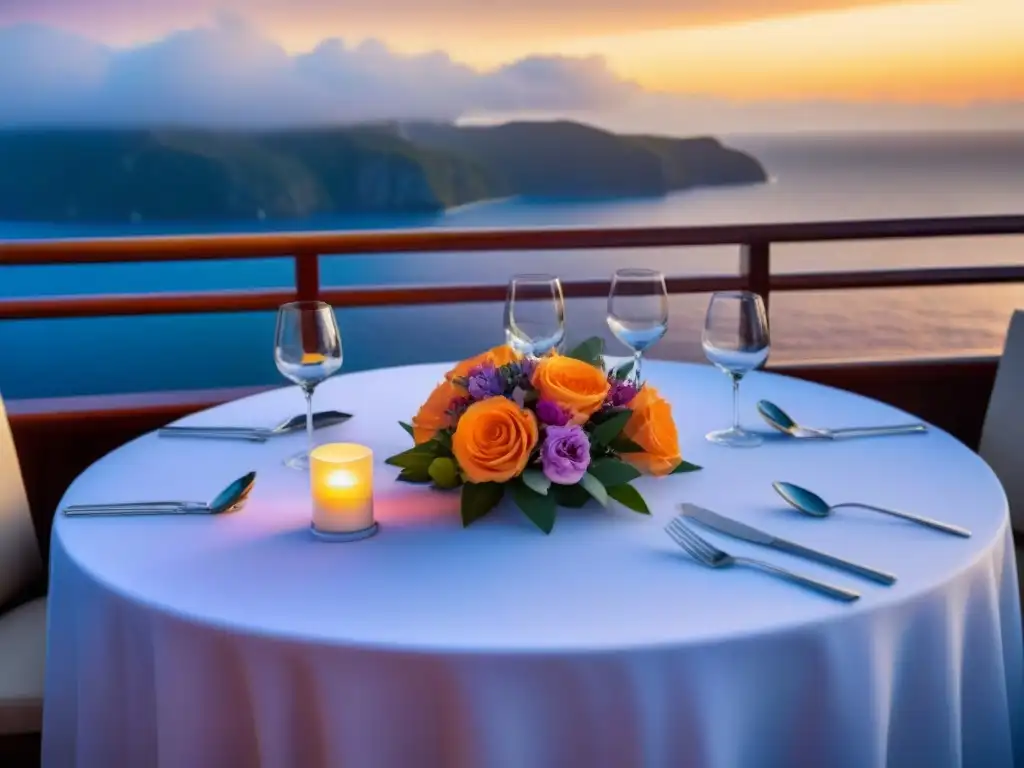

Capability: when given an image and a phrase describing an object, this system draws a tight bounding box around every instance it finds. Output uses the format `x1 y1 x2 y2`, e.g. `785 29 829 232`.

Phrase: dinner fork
664 517 860 602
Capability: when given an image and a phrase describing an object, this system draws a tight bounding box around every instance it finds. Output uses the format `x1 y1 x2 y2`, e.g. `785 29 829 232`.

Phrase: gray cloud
0 17 640 126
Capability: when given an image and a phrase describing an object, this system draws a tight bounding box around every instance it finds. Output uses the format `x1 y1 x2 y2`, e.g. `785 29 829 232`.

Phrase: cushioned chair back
979 310 1024 535
0 391 42 607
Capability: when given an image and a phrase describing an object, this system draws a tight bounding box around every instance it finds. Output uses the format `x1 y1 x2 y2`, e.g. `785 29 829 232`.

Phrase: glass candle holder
309 443 378 541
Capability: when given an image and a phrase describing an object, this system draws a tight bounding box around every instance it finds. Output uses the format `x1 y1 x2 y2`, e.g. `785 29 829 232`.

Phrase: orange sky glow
267 0 1024 104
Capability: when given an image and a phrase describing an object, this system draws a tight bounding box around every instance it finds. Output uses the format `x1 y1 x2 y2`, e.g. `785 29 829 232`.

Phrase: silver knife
679 503 896 585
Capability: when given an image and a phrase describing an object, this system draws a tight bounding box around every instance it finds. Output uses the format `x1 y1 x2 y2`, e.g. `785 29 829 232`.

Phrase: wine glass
274 301 343 470
606 268 669 383
702 290 770 447
504 274 566 357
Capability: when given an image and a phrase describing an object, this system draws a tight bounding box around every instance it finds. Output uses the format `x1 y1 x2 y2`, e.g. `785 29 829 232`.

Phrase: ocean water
1 131 1023 400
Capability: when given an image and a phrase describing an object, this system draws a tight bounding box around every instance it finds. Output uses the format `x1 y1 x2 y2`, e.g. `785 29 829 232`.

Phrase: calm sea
1 131 1023 400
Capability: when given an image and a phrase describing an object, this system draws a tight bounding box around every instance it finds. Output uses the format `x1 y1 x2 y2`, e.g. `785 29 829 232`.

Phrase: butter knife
679 503 896 585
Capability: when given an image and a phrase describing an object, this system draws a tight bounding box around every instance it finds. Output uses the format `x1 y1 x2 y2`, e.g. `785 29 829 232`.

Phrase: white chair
0 390 45 738
978 309 1024 604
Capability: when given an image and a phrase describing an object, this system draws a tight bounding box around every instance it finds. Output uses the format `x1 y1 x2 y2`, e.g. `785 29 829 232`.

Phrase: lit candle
309 443 377 540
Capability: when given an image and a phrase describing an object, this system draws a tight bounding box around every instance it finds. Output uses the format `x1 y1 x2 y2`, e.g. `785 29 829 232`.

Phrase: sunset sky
1 0 1020 104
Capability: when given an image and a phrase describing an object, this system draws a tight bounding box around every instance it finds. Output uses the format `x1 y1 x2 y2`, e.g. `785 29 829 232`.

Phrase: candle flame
326 470 359 489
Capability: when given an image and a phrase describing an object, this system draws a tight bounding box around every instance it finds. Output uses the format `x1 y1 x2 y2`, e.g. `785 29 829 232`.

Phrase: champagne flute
702 291 770 447
274 301 343 470
606 268 669 383
504 274 566 357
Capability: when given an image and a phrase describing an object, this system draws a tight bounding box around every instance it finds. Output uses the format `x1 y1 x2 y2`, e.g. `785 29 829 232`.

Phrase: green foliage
671 460 703 474
521 469 551 496
613 360 634 381
399 421 414 438
565 337 605 367
588 457 642 487
512 480 557 534
590 409 633 447
607 484 651 515
461 482 505 528
579 473 608 507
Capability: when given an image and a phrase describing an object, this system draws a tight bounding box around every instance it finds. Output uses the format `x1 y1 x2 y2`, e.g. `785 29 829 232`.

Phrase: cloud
0 17 640 126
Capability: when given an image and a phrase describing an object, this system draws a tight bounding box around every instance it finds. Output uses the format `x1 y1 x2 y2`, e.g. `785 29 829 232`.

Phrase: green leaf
551 483 591 508
607 483 651 515
460 482 505 528
591 409 633 446
613 360 634 381
588 457 642 487
609 435 644 453
671 460 703 474
512 481 557 534
578 473 608 507
521 469 551 496
384 442 436 469
397 466 432 483
431 431 453 452
428 457 461 489
566 337 604 367
398 421 415 438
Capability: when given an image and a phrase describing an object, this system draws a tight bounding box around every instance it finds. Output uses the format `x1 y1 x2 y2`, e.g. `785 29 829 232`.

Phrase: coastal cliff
0 122 767 223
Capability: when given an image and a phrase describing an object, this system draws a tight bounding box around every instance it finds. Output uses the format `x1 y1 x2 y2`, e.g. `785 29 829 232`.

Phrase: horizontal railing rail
1 214 1023 321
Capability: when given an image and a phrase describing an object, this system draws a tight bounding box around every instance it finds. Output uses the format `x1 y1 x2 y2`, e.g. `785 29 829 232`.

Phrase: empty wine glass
274 301 343 470
702 291 770 447
505 274 566 357
607 268 669 383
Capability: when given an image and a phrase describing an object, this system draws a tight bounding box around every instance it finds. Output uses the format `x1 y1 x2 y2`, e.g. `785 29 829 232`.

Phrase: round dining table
42 361 1023 768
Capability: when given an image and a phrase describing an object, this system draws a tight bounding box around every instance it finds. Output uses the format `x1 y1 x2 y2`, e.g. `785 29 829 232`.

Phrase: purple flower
536 399 571 427
541 425 591 485
466 364 505 400
607 380 639 408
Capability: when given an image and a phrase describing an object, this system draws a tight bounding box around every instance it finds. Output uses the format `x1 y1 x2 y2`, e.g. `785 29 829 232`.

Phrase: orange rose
411 379 460 445
621 385 682 476
446 345 521 382
531 355 610 425
452 397 538 484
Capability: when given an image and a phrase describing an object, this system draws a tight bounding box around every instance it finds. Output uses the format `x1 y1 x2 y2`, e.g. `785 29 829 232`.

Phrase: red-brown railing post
741 241 771 312
294 252 321 302
294 251 322 352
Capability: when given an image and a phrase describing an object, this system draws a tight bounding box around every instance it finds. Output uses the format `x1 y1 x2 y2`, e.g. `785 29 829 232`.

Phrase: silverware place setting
664 515 861 602
62 472 257 517
158 410 352 442
679 503 896 585
772 481 971 538
757 399 927 440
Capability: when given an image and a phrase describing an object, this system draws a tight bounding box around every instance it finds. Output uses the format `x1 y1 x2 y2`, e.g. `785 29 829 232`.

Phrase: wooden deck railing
2 214 1024 320
4 213 1023 555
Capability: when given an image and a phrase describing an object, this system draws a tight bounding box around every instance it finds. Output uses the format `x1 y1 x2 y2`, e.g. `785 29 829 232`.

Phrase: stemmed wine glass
702 290 770 447
504 274 566 357
274 301 343 470
607 268 669 383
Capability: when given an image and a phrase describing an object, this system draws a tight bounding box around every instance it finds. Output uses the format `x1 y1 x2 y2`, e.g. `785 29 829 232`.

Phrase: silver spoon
772 481 971 538
158 411 352 441
757 400 927 440
63 471 257 517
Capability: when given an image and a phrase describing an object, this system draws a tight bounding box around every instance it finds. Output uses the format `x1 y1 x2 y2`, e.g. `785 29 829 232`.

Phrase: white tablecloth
43 361 1023 768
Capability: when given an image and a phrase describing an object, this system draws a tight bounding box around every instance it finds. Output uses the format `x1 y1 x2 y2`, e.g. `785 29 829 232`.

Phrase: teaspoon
771 481 971 538
757 400 927 440
63 471 257 516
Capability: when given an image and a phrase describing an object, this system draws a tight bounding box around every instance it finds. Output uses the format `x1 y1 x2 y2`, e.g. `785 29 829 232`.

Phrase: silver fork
664 517 860 602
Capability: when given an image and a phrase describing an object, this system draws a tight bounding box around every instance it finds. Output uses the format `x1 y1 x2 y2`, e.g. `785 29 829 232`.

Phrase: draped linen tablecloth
43 361 1023 768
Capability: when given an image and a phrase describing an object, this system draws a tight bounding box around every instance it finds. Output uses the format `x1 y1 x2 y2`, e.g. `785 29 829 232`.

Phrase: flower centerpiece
385 338 701 533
